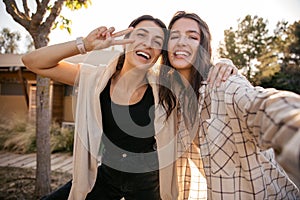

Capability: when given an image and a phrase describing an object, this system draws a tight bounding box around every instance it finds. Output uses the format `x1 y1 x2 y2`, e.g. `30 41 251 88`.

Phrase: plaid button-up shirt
176 74 300 199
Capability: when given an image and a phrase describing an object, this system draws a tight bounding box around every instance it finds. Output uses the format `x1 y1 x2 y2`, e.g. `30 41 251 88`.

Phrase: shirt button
153 143 157 151
122 153 127 158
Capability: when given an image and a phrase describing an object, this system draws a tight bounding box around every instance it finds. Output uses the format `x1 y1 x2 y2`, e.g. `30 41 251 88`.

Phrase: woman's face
125 20 165 70
168 17 201 77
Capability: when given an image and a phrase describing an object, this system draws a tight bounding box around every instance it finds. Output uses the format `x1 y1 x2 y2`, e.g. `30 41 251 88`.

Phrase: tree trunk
34 35 52 199
35 75 52 198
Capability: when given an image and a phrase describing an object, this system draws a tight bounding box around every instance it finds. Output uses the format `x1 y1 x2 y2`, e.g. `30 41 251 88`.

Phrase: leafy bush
0 115 35 153
0 114 74 154
50 122 74 153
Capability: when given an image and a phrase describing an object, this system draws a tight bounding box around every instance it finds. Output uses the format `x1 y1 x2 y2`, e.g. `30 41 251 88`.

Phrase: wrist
76 37 87 54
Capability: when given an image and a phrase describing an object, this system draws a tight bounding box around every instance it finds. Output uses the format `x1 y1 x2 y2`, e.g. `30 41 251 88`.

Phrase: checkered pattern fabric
176 74 300 199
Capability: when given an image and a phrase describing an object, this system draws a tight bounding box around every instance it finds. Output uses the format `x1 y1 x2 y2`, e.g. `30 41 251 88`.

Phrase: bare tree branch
32 0 50 27
38 0 51 15
3 0 29 28
43 0 65 32
22 0 30 17
35 0 41 8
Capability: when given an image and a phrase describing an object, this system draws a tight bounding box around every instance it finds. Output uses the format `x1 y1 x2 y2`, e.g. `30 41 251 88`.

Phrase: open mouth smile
174 50 190 57
136 51 151 60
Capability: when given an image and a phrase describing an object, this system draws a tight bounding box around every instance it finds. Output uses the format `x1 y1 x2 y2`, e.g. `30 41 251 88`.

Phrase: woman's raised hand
83 26 134 51
207 58 238 87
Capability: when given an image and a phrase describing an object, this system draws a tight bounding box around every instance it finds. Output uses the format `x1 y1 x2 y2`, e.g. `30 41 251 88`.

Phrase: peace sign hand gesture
83 26 134 52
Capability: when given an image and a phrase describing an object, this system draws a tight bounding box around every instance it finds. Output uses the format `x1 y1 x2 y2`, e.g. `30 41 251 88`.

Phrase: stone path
0 151 73 174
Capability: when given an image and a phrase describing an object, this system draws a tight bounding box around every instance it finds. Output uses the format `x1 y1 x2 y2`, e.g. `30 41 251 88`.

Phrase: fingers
216 63 232 81
207 62 238 87
96 26 134 45
111 27 134 38
219 62 239 80
98 26 133 39
95 26 111 37
206 65 214 83
209 64 223 87
86 26 135 51
106 28 135 45
101 27 115 36
113 38 135 45
217 58 238 78
231 66 238 75
111 27 135 45
207 64 223 87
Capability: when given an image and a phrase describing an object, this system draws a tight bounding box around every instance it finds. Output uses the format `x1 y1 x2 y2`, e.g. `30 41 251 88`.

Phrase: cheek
167 51 174 64
124 43 134 53
191 44 200 58
193 42 200 50
167 42 174 56
167 40 175 50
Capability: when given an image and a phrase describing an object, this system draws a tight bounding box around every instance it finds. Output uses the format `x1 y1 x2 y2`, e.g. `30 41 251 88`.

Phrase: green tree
260 21 300 94
0 27 21 54
287 21 300 64
253 21 291 85
218 15 271 81
25 35 35 53
2 0 91 197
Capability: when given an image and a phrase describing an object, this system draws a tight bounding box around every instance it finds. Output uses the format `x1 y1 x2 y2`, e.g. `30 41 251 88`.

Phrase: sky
1 0 300 57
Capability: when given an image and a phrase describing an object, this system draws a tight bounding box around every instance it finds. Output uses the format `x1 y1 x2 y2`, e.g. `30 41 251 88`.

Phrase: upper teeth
136 51 150 59
175 51 189 56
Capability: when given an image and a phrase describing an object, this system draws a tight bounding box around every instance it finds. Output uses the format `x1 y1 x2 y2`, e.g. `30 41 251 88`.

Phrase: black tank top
100 79 156 153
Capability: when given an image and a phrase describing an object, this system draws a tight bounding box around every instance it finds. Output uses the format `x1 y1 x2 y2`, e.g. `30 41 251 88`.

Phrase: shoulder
225 74 252 90
76 63 108 86
146 67 160 83
79 63 107 74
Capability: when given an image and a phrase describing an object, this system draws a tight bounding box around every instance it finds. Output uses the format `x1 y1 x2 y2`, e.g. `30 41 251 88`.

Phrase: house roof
0 50 121 68
0 54 24 67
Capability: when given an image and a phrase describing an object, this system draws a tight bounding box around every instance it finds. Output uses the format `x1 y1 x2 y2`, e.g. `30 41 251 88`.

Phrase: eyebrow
170 30 200 36
136 28 164 41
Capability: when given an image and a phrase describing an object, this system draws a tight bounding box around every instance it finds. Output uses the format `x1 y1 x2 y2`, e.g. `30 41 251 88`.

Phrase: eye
169 33 180 40
170 35 179 40
137 33 146 37
153 40 162 47
188 35 200 41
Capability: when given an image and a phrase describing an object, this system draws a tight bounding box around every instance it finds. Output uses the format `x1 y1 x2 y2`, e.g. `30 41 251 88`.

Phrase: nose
177 35 187 46
142 36 152 48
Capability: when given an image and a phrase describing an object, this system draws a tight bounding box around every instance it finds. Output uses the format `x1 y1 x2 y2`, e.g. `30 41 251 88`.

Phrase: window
0 83 24 95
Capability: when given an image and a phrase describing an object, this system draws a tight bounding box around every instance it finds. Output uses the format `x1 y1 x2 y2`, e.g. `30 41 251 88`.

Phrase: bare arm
22 41 80 85
22 26 134 85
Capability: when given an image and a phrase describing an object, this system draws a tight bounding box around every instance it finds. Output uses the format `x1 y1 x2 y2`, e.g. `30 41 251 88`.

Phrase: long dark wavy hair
114 15 168 72
159 11 213 119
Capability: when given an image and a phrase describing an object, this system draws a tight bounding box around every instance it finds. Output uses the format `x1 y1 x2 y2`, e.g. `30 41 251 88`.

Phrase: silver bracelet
76 37 87 54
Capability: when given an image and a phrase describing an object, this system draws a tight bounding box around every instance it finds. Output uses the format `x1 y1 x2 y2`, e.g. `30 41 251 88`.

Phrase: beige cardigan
68 62 179 200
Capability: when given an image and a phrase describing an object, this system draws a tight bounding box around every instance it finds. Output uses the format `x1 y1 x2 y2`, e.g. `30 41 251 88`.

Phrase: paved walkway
0 151 73 174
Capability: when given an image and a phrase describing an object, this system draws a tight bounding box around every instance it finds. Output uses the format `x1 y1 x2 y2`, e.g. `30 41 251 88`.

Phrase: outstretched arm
22 26 134 85
226 75 300 178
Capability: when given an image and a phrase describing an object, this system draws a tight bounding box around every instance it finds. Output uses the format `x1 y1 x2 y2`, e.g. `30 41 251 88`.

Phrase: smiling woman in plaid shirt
159 11 300 199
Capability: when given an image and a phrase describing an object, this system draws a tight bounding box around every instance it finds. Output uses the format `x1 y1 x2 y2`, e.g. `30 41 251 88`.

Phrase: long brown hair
159 11 213 119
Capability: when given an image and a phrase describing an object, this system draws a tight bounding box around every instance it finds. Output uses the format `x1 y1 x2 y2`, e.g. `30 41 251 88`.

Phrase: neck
113 66 148 92
177 68 191 87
